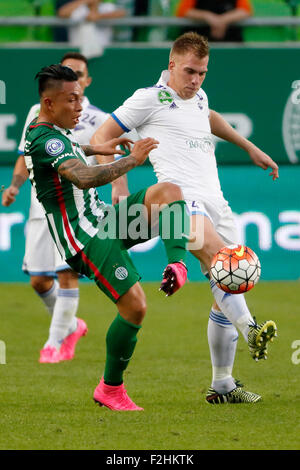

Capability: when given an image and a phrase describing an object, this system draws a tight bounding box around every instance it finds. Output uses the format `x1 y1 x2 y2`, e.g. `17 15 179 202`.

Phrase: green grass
0 281 299 450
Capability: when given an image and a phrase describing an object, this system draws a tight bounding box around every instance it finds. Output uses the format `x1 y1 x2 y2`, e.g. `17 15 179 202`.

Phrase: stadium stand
0 0 54 42
244 0 300 41
0 1 299 44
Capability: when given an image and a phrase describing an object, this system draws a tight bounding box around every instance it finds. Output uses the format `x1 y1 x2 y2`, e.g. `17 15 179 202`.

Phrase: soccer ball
210 245 261 294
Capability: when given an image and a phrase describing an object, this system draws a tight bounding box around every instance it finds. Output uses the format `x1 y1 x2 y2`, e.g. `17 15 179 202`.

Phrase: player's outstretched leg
144 183 190 297
248 318 277 361
93 283 145 411
190 215 278 361
159 261 187 296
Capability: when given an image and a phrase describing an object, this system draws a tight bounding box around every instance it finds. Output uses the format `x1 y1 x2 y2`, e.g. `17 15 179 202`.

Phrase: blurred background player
176 0 253 42
1 52 108 363
91 31 278 404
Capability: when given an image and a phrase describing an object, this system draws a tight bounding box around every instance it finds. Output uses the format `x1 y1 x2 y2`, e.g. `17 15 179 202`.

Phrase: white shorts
22 218 70 276
186 198 240 275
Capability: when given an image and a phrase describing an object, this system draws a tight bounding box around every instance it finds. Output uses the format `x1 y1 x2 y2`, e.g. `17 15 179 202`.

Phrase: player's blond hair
170 32 209 60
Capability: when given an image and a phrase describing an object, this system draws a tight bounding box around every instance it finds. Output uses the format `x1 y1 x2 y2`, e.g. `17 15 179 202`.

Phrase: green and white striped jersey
24 120 105 260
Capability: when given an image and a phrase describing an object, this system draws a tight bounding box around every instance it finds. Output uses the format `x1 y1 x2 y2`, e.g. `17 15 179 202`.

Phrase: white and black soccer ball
210 245 261 294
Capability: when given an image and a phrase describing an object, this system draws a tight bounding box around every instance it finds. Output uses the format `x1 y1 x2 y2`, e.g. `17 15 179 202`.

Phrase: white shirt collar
156 70 202 102
157 70 170 88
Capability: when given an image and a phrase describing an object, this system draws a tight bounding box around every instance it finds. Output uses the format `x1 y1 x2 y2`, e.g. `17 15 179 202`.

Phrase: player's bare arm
58 138 158 189
90 116 125 164
2 154 29 206
90 117 131 203
209 109 279 180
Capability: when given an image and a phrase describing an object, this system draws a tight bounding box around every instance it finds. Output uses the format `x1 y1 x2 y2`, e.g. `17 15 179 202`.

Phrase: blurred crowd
0 0 299 55
52 0 254 55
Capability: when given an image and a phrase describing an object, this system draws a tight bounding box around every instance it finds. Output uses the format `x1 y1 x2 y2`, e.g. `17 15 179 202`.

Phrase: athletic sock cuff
57 288 79 298
209 309 233 327
117 313 142 330
38 281 58 298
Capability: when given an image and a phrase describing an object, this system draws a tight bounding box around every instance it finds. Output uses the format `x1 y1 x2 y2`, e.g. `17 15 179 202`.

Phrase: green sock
104 313 141 385
159 200 190 264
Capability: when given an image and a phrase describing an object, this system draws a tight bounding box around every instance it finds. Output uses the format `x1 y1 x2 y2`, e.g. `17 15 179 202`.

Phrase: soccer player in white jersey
2 52 107 364
91 32 279 404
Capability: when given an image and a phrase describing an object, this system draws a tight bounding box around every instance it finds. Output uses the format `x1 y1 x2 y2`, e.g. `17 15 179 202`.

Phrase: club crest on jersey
158 90 173 105
115 266 128 280
45 139 65 156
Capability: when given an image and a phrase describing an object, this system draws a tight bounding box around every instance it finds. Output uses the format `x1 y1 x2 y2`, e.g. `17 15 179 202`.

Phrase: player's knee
57 269 78 289
30 276 53 294
119 286 147 325
159 182 183 204
131 294 147 324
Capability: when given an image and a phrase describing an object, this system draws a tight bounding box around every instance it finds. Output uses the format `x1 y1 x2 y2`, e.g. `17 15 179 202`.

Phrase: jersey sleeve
111 89 155 132
18 104 40 153
199 88 210 117
33 131 79 171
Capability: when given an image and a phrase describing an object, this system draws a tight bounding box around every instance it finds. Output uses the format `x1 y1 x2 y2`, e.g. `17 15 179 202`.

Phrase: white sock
37 280 58 315
209 279 255 341
45 288 79 350
208 309 239 394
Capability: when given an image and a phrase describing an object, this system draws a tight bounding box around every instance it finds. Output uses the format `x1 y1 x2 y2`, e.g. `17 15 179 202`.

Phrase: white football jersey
18 97 108 220
112 70 225 204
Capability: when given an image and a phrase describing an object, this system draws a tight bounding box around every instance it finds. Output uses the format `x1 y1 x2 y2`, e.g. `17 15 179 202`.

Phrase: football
210 245 261 294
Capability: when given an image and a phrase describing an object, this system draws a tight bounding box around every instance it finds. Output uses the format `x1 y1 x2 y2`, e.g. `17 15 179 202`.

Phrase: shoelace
248 315 258 330
234 379 244 388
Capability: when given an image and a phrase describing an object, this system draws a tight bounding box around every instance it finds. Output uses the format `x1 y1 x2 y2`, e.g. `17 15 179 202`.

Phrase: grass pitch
0 281 299 450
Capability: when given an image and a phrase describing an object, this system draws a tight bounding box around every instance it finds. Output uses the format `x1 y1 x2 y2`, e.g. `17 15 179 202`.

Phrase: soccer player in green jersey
24 64 190 411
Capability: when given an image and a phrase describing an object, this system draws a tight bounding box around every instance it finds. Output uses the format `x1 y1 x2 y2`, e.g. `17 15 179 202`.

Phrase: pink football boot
159 261 187 296
39 345 61 363
93 377 144 411
59 318 88 361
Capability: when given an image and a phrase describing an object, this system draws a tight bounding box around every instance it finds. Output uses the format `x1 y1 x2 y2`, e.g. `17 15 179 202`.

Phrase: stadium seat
243 0 299 42
0 0 54 42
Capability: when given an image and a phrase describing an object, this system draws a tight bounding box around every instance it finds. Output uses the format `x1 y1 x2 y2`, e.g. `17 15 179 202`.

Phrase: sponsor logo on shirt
158 90 173 105
185 137 214 153
45 138 65 156
51 153 76 167
169 102 178 110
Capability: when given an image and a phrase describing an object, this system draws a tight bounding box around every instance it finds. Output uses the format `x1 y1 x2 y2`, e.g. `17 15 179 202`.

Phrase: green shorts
67 189 151 303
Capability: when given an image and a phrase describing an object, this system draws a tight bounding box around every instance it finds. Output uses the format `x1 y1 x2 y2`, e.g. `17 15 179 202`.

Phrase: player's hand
111 177 130 205
248 146 279 181
1 185 19 206
130 138 159 166
95 137 133 156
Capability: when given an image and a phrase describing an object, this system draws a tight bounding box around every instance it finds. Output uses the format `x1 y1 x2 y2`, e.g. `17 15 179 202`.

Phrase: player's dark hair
170 32 209 59
35 64 78 97
60 52 89 69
